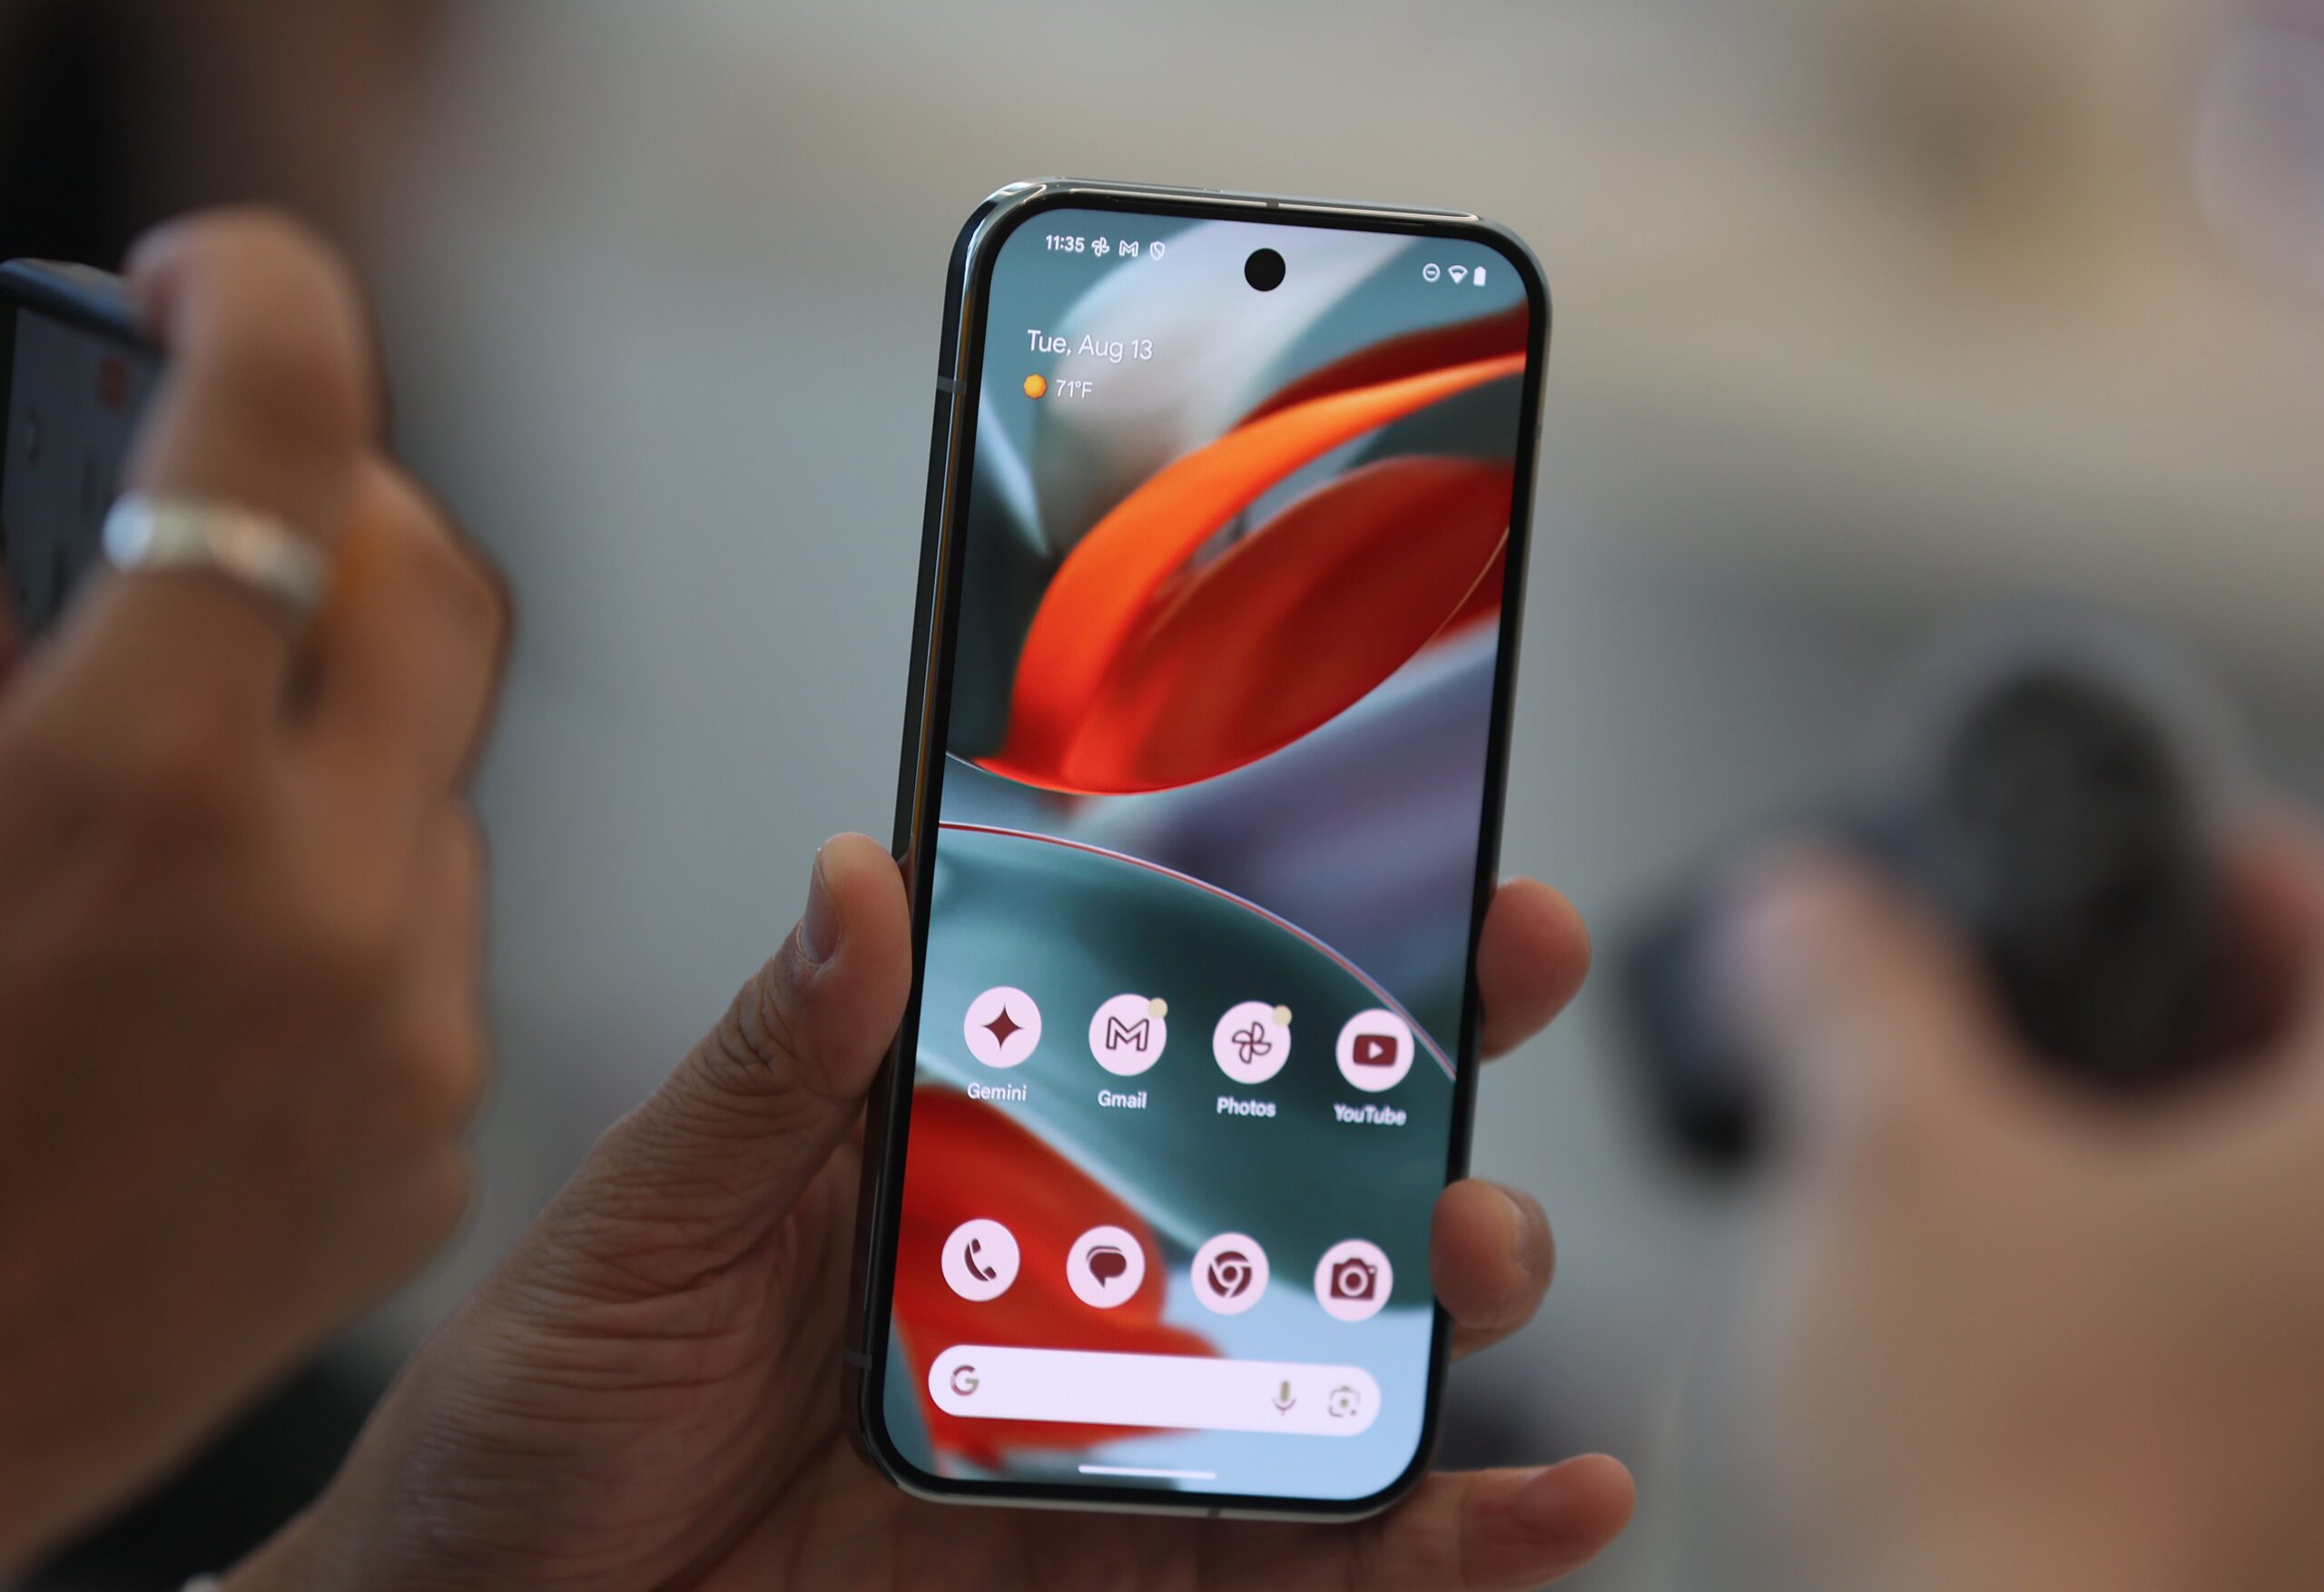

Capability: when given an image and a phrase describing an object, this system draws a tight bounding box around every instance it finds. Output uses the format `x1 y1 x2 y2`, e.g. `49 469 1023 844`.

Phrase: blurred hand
231 837 1632 1592
0 211 507 1567
1706 827 2324 1592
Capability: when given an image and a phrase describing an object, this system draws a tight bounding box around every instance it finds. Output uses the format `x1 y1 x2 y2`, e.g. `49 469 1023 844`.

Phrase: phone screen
877 206 1540 1505
0 305 157 632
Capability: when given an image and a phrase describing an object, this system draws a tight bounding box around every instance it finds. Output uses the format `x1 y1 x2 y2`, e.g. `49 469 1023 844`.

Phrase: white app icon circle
1190 1232 1269 1315
1315 1238 1393 1322
1335 1008 1414 1092
963 986 1041 1068
1212 1000 1291 1085
1067 1223 1147 1309
1089 993 1167 1076
941 1218 1020 1302
1422 261 1441 281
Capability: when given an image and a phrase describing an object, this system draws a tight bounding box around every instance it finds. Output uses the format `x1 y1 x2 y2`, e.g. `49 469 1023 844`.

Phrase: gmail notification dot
1335 1008 1413 1092
1089 993 1167 1076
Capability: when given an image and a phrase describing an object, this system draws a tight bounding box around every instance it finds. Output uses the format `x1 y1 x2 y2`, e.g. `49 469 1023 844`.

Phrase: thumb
1710 847 2022 1158
550 832 912 1287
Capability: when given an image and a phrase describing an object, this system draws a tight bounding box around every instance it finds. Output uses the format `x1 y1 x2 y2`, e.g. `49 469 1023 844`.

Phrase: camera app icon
1314 1238 1393 1322
1190 1231 1269 1315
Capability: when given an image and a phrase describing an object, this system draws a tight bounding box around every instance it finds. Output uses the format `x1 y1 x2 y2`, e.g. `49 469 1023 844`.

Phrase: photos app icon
1212 1000 1291 1086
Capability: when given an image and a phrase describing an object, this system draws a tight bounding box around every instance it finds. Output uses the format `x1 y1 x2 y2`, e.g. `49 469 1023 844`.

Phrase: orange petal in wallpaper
894 1090 1216 1467
1067 456 1512 792
986 352 1526 795
1237 303 1530 424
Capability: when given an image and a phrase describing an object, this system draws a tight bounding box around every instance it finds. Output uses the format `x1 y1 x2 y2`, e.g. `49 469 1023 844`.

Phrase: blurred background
9 0 2324 1585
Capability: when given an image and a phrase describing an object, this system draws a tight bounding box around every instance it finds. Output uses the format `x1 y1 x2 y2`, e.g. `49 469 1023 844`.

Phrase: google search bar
927 1344 1382 1438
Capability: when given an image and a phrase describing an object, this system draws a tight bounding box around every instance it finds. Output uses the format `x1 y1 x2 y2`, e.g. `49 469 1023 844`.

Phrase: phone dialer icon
940 1218 1020 1302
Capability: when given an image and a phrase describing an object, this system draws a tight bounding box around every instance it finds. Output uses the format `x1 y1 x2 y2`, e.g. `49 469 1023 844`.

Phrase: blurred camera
1245 247 1285 291
1328 1256 1375 1301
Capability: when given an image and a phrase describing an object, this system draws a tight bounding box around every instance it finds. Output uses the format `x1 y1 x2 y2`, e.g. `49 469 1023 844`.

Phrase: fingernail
800 848 842 966
1499 1186 1532 1266
1505 1466 1569 1533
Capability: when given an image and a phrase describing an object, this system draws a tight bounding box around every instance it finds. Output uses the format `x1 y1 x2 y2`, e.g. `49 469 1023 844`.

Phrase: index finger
1476 878 1592 1059
299 459 509 833
44 210 376 727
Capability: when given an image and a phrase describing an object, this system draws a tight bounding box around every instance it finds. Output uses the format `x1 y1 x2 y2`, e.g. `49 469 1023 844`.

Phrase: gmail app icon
1088 992 1168 1076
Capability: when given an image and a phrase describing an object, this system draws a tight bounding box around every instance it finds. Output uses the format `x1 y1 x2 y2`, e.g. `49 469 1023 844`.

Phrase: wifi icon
1446 265 1468 283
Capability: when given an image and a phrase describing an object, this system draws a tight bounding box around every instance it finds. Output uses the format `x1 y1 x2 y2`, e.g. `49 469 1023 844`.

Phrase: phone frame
844 178 1552 1521
0 260 157 629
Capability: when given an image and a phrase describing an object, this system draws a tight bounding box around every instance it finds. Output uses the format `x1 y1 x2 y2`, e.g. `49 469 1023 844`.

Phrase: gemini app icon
1088 992 1167 1076
963 986 1041 1067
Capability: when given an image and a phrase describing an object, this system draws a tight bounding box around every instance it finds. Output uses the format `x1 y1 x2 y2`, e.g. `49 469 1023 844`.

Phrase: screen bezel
850 181 1553 1520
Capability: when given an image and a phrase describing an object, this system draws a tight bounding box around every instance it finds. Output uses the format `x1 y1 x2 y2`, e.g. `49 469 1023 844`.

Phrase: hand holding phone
223 837 1628 1592
0 215 507 1570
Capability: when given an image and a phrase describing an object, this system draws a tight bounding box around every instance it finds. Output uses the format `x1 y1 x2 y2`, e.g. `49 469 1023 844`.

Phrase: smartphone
847 179 1551 1519
0 259 159 635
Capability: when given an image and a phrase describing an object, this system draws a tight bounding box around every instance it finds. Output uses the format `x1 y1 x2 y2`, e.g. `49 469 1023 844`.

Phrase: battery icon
1473 265 1488 287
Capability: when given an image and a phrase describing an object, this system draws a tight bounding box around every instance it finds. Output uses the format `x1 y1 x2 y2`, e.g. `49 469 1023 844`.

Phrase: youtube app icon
1335 1008 1414 1092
